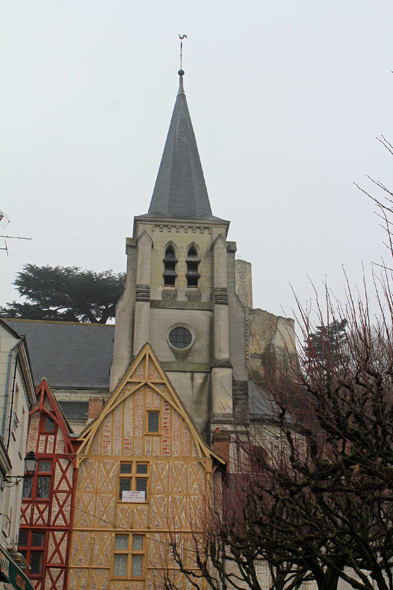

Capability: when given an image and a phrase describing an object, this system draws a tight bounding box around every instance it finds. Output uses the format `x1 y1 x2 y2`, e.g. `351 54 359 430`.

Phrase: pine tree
0 264 125 324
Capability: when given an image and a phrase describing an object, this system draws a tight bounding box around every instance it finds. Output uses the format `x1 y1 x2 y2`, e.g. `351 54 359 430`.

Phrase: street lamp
3 452 38 486
24 452 38 477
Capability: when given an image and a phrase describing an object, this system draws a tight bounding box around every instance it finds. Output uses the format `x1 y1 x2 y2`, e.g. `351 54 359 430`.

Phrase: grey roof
59 401 89 421
148 74 214 220
248 380 279 420
5 320 114 389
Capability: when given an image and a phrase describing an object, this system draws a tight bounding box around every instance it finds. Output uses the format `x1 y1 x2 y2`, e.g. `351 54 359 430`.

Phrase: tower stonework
110 72 249 442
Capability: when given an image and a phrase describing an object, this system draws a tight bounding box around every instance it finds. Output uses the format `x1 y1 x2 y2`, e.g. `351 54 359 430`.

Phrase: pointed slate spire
148 70 213 219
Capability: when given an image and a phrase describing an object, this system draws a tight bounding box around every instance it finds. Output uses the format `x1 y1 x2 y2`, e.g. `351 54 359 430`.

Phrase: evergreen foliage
0 264 125 324
306 318 348 362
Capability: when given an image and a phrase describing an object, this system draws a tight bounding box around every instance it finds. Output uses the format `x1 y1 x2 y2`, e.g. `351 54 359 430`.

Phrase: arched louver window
163 245 178 286
186 246 200 288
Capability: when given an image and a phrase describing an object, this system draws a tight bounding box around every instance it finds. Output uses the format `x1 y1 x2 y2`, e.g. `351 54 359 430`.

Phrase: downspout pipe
2 339 22 441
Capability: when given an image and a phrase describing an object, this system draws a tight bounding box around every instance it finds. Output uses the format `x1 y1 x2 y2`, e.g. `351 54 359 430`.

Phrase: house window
132 535 144 576
169 327 192 349
37 476 51 499
18 529 44 576
22 478 33 499
37 460 51 498
18 530 28 547
147 411 160 433
114 535 128 577
163 245 178 286
113 534 145 579
118 462 149 501
186 245 200 287
23 461 52 500
119 463 132 499
135 478 147 493
38 461 52 472
44 415 55 433
30 551 43 575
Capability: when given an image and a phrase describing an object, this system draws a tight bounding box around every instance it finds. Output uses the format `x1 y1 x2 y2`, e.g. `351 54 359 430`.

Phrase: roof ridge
5 318 115 327
36 378 74 434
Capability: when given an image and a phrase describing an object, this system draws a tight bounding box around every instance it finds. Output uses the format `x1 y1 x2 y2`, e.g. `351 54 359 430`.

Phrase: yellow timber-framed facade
69 344 223 590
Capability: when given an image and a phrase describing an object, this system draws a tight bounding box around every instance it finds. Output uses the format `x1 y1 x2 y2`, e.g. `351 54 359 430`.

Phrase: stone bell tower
110 70 249 442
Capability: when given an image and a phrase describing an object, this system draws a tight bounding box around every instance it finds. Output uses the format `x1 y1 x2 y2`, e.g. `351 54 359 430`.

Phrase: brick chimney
212 427 230 463
88 396 105 421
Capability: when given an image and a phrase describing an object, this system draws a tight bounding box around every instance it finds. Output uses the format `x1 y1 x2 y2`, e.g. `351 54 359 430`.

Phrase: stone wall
235 260 253 308
248 309 296 384
233 259 297 384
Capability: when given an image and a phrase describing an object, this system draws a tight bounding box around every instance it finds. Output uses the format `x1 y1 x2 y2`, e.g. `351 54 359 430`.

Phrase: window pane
115 535 128 550
132 554 143 577
169 327 192 349
136 479 147 493
133 536 143 551
30 551 43 575
18 530 28 547
38 461 52 473
119 478 131 499
114 554 128 577
44 416 55 432
37 476 50 499
23 478 32 498
148 412 159 433
120 463 132 474
136 464 148 474
32 533 44 547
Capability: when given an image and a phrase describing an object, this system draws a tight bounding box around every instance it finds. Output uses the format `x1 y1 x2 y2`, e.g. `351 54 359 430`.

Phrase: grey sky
1 0 393 322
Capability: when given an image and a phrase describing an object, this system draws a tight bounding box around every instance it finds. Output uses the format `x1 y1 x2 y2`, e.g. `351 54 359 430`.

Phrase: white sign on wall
122 491 145 503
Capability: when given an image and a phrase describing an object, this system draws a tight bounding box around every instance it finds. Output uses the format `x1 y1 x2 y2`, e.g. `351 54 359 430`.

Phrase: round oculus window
169 327 192 350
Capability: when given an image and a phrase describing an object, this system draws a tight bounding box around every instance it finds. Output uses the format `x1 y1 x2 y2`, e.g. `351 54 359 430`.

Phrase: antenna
0 236 32 240
0 210 31 255
179 34 187 71
0 241 9 257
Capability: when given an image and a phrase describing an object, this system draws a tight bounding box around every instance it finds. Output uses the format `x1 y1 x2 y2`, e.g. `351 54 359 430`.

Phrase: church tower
110 70 249 442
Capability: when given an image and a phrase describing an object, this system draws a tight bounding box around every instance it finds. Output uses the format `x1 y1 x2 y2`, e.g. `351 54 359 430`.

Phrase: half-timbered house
69 344 223 590
18 379 77 590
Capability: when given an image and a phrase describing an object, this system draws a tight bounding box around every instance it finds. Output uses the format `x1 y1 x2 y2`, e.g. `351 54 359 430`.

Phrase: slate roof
148 73 216 220
248 380 279 420
59 401 89 421
5 320 114 389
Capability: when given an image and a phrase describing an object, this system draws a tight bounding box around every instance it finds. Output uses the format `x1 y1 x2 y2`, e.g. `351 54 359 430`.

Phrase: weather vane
179 34 187 72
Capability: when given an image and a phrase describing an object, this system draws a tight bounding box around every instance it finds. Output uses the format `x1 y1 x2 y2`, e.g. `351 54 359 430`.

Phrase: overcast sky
1 0 393 324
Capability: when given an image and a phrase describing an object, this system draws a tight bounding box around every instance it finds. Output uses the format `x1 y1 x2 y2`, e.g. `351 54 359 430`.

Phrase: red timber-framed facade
18 378 77 590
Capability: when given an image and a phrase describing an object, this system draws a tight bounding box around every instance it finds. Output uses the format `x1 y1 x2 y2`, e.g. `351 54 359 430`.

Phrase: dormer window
163 245 178 287
186 246 200 288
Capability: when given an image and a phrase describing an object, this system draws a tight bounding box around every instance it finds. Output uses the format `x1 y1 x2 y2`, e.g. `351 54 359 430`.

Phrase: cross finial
179 34 187 74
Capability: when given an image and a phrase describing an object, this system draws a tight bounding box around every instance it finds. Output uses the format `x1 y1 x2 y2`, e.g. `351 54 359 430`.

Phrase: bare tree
355 135 393 270
162 272 393 590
